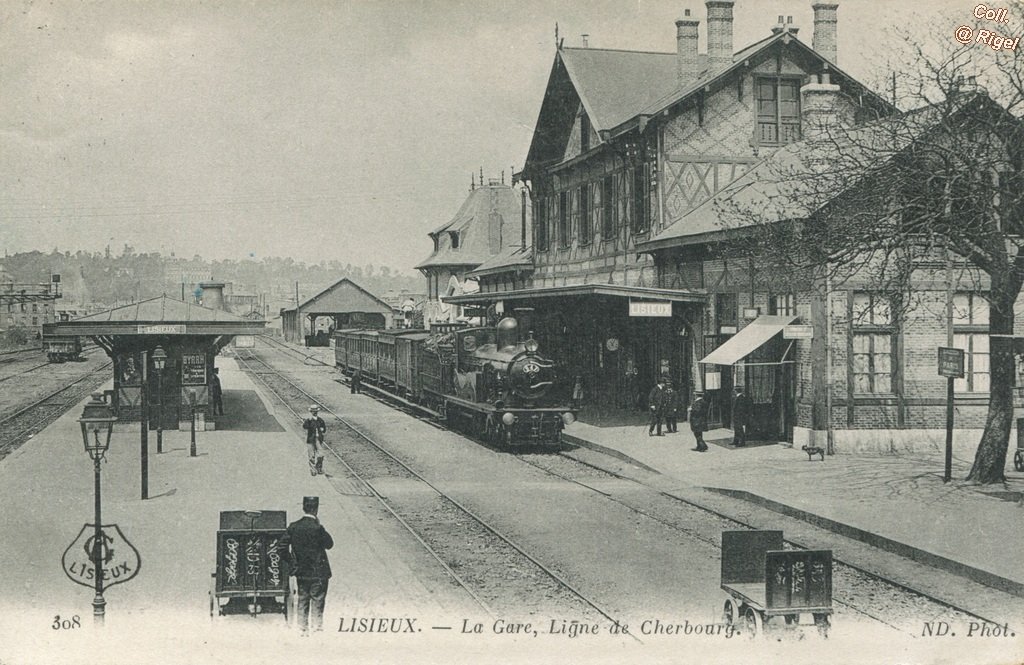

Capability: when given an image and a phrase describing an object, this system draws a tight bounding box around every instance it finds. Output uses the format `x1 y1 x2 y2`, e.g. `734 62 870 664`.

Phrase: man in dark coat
285 496 334 635
350 368 362 395
663 380 679 433
211 368 224 416
732 387 753 447
647 378 668 436
688 391 709 452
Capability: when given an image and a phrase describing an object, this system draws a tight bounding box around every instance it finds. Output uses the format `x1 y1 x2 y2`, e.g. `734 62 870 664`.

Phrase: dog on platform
801 445 826 461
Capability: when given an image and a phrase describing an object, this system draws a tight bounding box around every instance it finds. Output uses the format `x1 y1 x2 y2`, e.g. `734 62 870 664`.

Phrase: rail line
0 345 104 385
0 361 113 461
257 336 1000 637
237 347 629 630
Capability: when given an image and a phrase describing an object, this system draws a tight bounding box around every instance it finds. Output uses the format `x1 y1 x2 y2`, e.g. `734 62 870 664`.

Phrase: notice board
214 529 288 595
182 354 207 386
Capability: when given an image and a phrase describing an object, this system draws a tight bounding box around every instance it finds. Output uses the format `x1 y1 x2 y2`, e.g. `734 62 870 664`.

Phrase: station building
449 1 1012 450
280 278 395 345
416 176 530 324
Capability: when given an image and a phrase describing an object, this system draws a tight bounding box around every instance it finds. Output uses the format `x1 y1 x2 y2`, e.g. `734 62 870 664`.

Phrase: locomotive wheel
1015 450 1024 472
743 607 763 638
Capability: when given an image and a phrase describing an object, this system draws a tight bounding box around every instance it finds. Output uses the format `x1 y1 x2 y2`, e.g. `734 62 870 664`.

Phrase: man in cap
663 379 679 434
284 496 334 635
647 377 668 436
688 391 709 452
303 405 327 475
732 386 753 447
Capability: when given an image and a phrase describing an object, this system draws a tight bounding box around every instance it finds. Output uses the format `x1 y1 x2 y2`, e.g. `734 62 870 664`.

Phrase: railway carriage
333 316 574 448
44 336 83 363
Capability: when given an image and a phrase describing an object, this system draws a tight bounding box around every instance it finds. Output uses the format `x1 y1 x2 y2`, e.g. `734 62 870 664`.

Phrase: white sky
0 0 976 274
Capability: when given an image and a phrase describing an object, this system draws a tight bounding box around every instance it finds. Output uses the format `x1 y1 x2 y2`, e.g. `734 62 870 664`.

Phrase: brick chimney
705 0 734 72
812 3 839 64
676 9 700 83
800 73 841 141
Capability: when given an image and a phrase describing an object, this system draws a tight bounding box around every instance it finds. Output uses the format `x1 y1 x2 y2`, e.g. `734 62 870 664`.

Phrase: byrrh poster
1 1 1022 664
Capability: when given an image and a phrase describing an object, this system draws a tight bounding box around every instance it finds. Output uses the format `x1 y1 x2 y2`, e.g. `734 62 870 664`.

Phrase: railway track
0 360 113 461
0 345 104 385
236 348 627 629
252 337 1005 638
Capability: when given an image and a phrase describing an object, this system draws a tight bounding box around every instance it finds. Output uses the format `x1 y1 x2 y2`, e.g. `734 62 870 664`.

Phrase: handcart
210 510 295 620
720 530 833 638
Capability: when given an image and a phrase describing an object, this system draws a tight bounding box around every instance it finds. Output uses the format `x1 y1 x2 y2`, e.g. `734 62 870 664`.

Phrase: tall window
631 165 648 234
851 293 894 394
558 190 569 248
769 294 796 316
578 183 591 246
601 175 615 240
448 231 460 250
953 292 990 392
756 77 801 145
536 197 548 251
580 113 591 153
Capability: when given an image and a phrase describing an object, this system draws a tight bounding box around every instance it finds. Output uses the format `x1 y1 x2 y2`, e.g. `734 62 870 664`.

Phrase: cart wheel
813 613 831 637
722 598 738 625
1015 450 1024 472
743 607 763 638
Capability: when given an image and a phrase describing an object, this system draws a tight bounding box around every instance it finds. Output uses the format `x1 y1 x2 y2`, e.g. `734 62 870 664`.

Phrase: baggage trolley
210 510 295 620
720 530 833 638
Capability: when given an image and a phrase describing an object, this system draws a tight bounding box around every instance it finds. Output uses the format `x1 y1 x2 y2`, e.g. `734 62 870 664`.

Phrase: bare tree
716 29 1024 484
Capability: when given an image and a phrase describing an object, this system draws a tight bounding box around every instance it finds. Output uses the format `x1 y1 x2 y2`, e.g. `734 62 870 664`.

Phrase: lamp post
79 393 117 627
152 346 167 454
188 388 197 457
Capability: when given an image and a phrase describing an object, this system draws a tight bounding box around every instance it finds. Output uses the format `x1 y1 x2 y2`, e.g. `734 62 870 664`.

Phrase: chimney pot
705 0 735 72
812 2 839 64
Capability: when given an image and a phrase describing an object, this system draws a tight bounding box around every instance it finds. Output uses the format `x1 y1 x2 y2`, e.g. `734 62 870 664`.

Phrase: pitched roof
469 245 533 277
282 277 392 314
558 47 683 132
69 295 250 323
638 100 956 251
416 183 525 270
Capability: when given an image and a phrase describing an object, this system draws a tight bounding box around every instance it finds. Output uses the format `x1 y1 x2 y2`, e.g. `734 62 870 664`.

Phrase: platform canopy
699 315 797 366
43 295 265 354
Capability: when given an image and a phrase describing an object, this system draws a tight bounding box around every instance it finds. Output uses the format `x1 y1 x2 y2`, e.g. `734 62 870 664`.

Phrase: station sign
62 524 141 589
138 324 186 335
629 300 672 317
784 325 814 339
937 347 965 378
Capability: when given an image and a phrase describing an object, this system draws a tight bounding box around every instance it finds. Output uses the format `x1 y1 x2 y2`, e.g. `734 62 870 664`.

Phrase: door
148 358 180 430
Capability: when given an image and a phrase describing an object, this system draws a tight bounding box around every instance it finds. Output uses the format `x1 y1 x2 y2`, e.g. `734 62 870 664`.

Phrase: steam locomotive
333 317 575 447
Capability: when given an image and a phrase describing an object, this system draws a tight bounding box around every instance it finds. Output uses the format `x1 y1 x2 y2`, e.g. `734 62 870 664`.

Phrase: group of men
648 378 753 451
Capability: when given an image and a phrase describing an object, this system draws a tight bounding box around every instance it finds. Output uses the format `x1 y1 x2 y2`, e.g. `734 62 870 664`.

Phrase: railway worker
688 391 709 452
303 405 327 475
350 368 362 395
732 387 753 448
647 377 668 437
284 496 334 636
211 368 224 416
663 380 679 434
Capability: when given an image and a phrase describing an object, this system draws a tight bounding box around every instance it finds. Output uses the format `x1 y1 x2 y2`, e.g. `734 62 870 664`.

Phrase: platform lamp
152 346 167 454
79 393 117 626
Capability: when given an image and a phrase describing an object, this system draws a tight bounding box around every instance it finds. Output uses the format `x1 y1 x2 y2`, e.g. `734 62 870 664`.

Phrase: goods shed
280 278 394 345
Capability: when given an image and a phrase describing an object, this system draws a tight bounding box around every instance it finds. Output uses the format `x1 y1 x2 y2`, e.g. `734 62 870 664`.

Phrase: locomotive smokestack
496 317 519 350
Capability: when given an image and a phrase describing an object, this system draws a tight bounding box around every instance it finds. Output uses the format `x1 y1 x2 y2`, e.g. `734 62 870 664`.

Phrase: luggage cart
720 530 833 638
210 510 294 620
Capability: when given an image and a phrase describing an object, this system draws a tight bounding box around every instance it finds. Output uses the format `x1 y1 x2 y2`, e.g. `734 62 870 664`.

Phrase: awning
444 283 706 305
699 315 798 366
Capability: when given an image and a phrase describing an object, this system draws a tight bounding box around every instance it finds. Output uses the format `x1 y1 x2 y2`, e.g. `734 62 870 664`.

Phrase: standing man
303 405 326 476
688 391 709 452
647 377 668 437
732 386 753 447
350 368 362 395
211 368 224 416
284 496 333 636
663 380 679 433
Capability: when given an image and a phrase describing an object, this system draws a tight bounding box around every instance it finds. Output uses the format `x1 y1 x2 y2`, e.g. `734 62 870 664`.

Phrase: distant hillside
1 247 423 308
